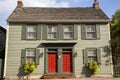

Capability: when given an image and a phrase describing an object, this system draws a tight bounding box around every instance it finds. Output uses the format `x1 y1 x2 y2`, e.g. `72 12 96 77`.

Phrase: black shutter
35 49 40 65
37 24 41 40
83 49 88 65
81 24 86 40
21 49 26 65
74 24 78 40
21 24 27 40
97 48 101 64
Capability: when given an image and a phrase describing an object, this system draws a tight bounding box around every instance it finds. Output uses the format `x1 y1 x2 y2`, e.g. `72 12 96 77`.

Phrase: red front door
48 53 57 72
62 53 72 72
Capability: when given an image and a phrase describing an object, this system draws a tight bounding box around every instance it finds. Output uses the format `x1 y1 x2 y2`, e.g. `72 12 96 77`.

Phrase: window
26 49 35 63
86 25 96 39
83 48 101 64
48 49 58 52
48 25 57 39
26 25 37 39
87 48 97 62
63 25 73 39
81 24 100 40
21 49 39 65
62 49 72 52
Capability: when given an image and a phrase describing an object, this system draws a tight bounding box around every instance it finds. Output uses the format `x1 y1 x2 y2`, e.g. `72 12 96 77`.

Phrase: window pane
86 24 96 39
27 33 36 39
26 25 37 39
26 49 35 62
87 49 97 62
48 25 57 39
86 32 96 39
64 33 73 39
48 26 57 32
86 25 95 32
64 26 73 32
27 26 36 32
48 33 56 39
48 49 58 52
64 25 73 39
62 49 72 52
26 49 35 57
26 57 35 63
88 57 97 62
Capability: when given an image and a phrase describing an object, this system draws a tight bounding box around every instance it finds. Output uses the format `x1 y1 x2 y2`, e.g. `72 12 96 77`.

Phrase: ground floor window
21 48 39 65
26 49 35 63
87 48 97 62
83 48 101 64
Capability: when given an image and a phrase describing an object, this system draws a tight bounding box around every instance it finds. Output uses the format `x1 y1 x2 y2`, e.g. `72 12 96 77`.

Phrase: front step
43 74 76 79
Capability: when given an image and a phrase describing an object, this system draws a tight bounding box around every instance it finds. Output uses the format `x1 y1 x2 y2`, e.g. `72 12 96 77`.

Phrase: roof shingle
7 7 110 23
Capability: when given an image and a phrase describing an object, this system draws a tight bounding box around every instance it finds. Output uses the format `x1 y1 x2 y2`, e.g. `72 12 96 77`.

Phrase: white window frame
63 25 73 39
47 25 57 39
26 25 37 39
85 24 96 39
26 49 35 63
87 48 97 62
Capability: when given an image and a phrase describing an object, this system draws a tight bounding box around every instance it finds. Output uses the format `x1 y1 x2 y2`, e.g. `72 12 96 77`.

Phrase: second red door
62 53 72 72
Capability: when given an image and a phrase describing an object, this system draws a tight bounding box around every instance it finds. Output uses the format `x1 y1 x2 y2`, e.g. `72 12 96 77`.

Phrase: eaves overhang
7 19 111 23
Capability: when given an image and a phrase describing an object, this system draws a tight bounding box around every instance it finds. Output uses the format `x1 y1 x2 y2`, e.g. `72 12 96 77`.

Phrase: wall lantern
40 52 43 57
73 51 77 57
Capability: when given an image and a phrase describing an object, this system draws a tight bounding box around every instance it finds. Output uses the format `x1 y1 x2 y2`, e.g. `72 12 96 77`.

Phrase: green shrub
88 61 99 74
23 62 36 74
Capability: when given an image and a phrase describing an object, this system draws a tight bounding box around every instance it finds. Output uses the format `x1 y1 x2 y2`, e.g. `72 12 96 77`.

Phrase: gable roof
7 7 110 23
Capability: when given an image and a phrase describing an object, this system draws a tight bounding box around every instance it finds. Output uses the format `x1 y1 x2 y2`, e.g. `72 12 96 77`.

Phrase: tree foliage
110 9 120 64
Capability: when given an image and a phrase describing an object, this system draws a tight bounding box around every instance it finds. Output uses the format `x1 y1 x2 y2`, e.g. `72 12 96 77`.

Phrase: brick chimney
17 0 23 7
93 0 99 9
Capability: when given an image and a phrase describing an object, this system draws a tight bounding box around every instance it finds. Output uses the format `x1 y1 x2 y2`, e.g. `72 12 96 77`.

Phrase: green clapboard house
4 0 113 79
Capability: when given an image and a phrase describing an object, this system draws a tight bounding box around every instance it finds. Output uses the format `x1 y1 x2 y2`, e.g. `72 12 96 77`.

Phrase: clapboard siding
6 23 112 77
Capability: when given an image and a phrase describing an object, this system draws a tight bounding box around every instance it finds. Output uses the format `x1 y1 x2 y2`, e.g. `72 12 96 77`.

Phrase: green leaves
110 9 120 64
88 61 98 74
23 62 36 74
29 62 36 72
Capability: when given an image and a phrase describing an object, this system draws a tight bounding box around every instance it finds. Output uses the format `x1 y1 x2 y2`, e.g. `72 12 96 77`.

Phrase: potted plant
23 62 36 80
88 61 99 76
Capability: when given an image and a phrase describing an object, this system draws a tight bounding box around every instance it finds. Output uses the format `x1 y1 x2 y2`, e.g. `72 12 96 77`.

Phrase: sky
0 0 120 29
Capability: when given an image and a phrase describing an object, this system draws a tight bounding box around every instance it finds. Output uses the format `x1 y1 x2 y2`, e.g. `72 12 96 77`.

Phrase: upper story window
26 25 37 39
48 25 57 39
86 25 96 39
63 25 73 39
81 24 100 40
